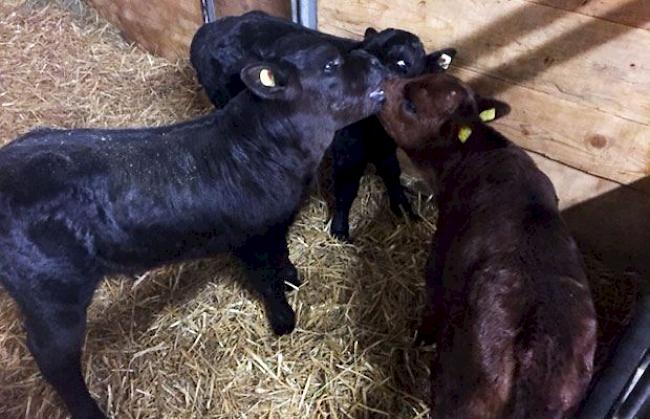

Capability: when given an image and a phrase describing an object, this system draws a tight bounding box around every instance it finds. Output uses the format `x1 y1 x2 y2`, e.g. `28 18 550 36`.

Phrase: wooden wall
319 0 649 194
87 0 291 60
84 0 650 208
318 0 650 274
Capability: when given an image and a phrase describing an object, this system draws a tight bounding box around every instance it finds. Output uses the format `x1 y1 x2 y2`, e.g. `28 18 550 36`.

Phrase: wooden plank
527 0 650 31
380 51 650 189
319 0 650 187
455 67 650 189
319 0 650 125
87 0 292 59
560 174 650 278
528 153 618 209
534 156 650 277
87 0 203 59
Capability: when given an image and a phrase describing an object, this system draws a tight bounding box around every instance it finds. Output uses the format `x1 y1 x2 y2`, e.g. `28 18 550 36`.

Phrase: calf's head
360 27 457 77
379 73 510 157
239 34 388 130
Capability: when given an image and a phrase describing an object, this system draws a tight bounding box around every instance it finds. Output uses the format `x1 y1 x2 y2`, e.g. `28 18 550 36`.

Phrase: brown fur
379 74 597 418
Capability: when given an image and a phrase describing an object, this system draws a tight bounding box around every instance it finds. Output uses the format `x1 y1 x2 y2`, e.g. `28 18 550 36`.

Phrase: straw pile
0 1 641 418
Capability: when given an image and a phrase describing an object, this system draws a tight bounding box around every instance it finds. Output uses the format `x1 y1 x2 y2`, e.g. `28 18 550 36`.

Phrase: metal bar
292 0 317 29
615 361 650 419
291 0 299 24
577 291 650 419
637 395 650 418
201 0 217 24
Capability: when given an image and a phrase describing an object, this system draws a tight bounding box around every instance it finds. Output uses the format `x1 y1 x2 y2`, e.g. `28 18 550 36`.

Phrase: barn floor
0 2 641 418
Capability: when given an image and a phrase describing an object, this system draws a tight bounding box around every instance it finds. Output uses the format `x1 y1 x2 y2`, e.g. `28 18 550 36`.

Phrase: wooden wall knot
587 134 608 149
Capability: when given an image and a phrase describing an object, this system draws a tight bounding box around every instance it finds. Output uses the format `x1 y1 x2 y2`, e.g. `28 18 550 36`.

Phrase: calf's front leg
330 134 368 242
371 140 420 222
234 226 299 335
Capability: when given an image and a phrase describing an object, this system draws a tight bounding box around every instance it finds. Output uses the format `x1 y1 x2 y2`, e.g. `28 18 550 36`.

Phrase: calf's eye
396 59 408 69
404 98 417 114
324 59 342 73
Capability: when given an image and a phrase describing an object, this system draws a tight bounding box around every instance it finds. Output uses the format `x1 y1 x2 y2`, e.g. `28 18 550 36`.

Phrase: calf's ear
425 48 457 73
240 62 300 101
364 27 378 38
476 97 511 122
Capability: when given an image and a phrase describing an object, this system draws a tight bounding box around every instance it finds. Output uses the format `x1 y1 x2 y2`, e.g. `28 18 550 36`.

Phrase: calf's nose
369 89 386 103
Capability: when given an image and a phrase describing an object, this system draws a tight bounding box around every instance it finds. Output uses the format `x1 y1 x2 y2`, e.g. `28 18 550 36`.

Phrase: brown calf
379 73 597 418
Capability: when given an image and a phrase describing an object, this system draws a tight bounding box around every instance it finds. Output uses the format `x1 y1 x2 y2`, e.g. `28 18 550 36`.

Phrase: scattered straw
0 2 641 418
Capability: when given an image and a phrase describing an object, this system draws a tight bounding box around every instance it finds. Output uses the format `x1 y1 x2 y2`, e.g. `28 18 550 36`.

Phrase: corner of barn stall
321 2 650 415
1 0 649 417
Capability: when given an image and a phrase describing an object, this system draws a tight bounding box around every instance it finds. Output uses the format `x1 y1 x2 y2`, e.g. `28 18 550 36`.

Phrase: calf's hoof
329 216 353 243
330 226 352 243
414 322 437 346
70 402 108 419
268 303 296 336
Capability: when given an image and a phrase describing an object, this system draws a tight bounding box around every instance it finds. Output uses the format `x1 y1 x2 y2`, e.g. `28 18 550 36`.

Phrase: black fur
190 11 456 241
0 35 386 419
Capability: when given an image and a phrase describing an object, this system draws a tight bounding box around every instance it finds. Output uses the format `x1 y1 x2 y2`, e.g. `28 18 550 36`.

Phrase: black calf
190 11 455 241
0 35 386 419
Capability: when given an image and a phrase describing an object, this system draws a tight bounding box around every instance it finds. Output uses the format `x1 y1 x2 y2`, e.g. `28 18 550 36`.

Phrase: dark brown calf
379 73 597 418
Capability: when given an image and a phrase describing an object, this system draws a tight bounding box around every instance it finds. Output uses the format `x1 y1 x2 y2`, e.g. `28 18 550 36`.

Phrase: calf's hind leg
416 237 446 345
371 139 419 221
19 286 106 419
234 226 298 336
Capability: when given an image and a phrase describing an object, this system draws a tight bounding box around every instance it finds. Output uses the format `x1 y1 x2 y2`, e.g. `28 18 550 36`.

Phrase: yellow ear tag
259 68 276 87
458 126 472 143
479 107 496 122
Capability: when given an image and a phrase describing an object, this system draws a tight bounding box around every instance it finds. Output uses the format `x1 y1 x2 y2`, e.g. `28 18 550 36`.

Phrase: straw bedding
0 1 641 418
